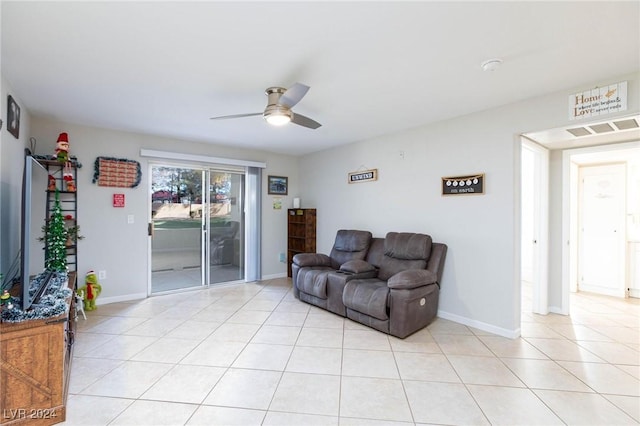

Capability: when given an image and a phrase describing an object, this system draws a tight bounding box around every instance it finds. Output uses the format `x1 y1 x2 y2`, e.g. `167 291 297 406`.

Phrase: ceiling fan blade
279 83 310 108
210 112 262 120
291 113 322 129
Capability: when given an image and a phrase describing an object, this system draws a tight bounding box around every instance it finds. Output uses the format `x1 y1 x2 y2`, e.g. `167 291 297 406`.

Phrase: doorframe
561 140 640 313
521 137 550 314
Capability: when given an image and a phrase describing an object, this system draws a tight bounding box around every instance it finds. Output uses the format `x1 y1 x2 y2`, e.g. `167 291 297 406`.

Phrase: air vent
612 118 639 130
567 127 592 137
588 123 615 134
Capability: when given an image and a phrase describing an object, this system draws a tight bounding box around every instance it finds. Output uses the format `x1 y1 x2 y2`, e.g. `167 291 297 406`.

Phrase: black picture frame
7 95 20 139
268 175 288 195
442 173 485 196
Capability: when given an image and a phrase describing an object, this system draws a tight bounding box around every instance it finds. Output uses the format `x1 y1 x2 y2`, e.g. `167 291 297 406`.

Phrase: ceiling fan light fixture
264 105 292 126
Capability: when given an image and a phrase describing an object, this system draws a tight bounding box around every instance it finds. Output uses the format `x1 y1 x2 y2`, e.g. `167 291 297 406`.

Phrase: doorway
577 163 627 297
150 165 245 294
521 116 640 319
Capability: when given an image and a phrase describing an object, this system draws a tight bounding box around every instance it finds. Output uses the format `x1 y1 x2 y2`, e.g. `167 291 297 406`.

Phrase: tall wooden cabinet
0 273 77 426
287 209 316 277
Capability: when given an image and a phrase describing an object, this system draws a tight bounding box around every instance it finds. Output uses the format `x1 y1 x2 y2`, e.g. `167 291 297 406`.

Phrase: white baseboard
437 309 520 339
98 293 147 305
548 306 567 315
579 284 626 298
261 273 288 280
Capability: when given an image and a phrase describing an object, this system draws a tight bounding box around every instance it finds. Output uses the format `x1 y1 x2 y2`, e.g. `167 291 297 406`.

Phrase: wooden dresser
0 272 77 425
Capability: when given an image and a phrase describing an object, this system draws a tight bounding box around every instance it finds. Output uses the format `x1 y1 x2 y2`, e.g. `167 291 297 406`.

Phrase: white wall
28 118 299 302
299 72 640 337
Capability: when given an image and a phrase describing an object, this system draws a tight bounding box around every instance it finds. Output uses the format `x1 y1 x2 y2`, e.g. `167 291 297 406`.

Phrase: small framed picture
442 173 485 196
268 175 288 195
7 95 20 139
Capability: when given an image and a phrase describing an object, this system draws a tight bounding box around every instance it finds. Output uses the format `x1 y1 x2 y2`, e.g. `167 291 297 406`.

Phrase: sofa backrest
329 230 372 269
365 237 385 268
378 232 432 281
428 242 447 285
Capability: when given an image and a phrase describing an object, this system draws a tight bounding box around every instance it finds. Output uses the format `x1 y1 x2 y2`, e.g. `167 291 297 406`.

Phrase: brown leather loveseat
292 230 447 338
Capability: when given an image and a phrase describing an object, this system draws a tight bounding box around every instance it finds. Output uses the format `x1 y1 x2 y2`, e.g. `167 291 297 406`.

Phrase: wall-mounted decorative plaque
348 168 378 184
93 156 142 188
442 173 484 196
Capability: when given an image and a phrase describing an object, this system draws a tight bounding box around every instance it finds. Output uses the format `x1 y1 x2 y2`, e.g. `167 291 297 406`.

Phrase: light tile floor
62 278 639 425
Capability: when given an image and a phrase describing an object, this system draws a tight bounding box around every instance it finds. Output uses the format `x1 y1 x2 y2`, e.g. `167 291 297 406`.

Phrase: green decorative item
78 270 102 311
46 190 67 271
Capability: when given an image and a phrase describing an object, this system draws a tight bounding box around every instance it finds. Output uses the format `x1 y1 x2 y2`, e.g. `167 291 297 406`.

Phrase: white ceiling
2 1 639 156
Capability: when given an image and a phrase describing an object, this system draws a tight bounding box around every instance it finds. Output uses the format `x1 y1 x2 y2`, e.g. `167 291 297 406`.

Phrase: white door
521 139 549 314
578 163 626 297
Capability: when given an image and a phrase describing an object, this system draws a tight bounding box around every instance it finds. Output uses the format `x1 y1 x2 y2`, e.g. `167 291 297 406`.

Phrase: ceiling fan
210 82 321 129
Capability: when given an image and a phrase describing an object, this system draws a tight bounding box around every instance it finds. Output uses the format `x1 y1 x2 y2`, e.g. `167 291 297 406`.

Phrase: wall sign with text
348 169 378 184
569 81 627 120
442 174 484 196
113 193 125 207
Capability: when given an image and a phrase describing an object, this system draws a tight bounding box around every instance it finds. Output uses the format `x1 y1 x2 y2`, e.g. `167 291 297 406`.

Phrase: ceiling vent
588 123 615 134
566 116 639 138
612 118 639 130
566 127 592 137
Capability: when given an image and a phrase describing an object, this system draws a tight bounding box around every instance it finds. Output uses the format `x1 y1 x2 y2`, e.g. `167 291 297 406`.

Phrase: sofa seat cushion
343 279 389 321
297 267 333 299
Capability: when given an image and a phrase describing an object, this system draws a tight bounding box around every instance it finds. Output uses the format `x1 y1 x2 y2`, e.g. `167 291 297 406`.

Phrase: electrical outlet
279 253 286 263
98 270 107 280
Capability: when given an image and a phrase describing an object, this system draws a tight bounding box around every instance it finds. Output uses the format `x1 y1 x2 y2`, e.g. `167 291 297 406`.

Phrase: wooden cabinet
0 273 77 425
287 209 316 277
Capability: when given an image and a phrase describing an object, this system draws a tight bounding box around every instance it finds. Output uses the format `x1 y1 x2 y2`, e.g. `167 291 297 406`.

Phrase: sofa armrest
387 269 438 290
292 253 331 267
340 260 377 274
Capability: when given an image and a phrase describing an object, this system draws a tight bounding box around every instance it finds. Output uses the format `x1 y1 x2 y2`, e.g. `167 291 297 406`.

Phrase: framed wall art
348 168 378 184
442 173 485 196
7 95 20 139
268 175 288 195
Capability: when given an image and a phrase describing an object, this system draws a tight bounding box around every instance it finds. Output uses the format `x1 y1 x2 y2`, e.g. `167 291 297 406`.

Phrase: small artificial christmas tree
46 190 67 272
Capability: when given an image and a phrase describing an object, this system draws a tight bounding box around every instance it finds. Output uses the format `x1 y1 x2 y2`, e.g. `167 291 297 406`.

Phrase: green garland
1 272 71 323
92 156 142 188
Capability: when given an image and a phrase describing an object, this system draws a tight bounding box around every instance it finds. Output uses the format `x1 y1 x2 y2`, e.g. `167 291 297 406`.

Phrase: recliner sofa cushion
340 260 377 274
343 279 389 321
293 253 331 268
388 269 438 289
328 230 372 269
297 267 332 299
378 233 432 280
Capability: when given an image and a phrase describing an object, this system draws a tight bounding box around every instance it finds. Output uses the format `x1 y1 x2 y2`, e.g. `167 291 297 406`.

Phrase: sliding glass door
150 165 248 293
150 165 206 293
207 171 245 284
